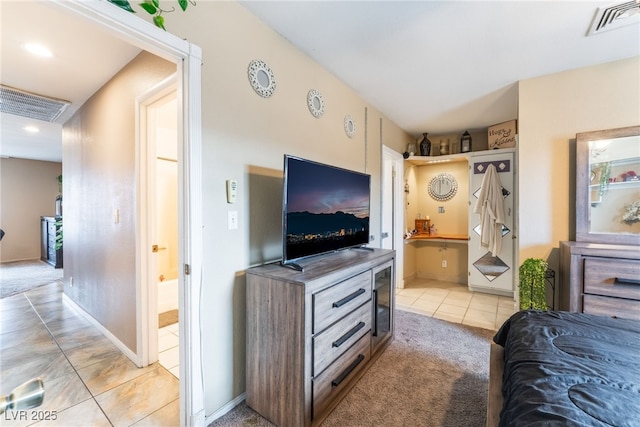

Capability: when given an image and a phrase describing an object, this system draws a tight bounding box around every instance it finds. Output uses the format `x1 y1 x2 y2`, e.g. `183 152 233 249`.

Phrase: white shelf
406 148 515 166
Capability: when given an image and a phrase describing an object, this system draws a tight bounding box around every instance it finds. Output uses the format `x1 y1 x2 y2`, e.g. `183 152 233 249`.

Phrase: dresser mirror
576 125 640 245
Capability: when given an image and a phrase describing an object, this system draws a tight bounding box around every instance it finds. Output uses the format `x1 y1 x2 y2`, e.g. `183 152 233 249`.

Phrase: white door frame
137 76 177 367
53 2 204 426
382 146 405 289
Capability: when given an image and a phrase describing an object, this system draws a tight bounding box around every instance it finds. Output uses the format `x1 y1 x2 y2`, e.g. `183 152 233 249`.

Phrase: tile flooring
396 278 516 330
158 324 180 379
0 281 179 427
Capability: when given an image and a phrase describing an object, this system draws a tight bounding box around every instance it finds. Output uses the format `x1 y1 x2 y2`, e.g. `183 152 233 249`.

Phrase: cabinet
245 248 395 427
40 216 62 268
560 241 640 320
561 126 640 319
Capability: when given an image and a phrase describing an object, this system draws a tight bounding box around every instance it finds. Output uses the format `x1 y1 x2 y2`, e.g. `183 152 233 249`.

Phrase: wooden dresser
560 242 640 320
560 126 640 321
245 248 395 427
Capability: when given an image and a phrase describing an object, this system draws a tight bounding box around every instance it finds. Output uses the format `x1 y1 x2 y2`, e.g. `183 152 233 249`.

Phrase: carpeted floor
208 309 495 427
0 259 63 298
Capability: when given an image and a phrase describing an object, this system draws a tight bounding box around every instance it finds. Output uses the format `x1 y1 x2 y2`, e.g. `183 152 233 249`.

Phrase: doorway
54 2 204 425
139 79 180 376
382 146 404 289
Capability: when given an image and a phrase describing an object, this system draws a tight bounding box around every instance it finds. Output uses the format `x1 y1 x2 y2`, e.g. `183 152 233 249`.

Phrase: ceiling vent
0 84 70 122
588 0 640 35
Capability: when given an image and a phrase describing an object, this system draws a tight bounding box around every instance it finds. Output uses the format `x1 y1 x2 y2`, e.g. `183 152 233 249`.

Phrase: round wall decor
248 60 276 98
344 115 356 138
428 173 458 201
307 89 325 118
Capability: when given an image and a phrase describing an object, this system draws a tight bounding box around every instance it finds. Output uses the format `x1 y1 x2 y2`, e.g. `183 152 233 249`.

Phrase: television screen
282 155 371 266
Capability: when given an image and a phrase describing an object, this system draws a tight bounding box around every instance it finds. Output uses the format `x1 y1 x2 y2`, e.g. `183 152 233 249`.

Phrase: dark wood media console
245 248 395 427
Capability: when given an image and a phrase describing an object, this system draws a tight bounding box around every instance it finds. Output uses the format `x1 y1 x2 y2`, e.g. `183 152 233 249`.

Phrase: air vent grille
0 85 70 122
588 1 640 35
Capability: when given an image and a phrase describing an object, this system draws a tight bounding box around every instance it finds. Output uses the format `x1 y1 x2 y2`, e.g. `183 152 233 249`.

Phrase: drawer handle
332 288 366 308
615 277 640 286
331 354 365 388
332 322 366 348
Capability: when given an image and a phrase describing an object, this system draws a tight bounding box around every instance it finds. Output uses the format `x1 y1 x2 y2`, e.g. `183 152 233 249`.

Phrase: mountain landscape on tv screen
286 211 368 236
285 211 369 260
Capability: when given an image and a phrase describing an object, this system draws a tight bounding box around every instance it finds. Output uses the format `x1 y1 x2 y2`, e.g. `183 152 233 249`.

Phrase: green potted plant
519 258 548 310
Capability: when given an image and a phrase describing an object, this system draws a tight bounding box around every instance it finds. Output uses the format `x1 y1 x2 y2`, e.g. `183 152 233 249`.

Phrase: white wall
165 1 411 416
0 158 61 262
517 56 640 274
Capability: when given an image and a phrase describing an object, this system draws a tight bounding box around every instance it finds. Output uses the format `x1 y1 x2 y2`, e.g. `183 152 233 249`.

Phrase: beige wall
166 1 411 415
0 158 61 262
518 56 640 274
62 51 176 352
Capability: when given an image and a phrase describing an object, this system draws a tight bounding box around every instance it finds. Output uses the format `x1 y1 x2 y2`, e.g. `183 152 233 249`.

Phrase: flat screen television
282 155 371 269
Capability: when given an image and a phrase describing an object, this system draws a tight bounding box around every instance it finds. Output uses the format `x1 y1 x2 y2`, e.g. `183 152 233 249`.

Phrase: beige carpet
208 309 495 427
0 260 63 298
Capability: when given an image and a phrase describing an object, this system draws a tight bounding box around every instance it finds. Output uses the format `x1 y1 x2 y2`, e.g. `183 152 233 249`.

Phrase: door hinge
184 264 191 275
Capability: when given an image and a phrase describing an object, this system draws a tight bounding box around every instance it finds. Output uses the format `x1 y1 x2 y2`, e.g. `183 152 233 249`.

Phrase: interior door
382 146 404 289
468 151 515 295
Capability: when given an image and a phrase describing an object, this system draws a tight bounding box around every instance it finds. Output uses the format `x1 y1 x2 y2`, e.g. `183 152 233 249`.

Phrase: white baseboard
62 294 142 366
204 393 246 425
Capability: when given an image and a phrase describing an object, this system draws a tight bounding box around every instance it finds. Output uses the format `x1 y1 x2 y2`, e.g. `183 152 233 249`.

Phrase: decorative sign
488 120 517 149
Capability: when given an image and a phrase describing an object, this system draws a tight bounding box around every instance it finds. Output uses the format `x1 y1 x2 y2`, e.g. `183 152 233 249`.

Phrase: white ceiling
1 1 638 163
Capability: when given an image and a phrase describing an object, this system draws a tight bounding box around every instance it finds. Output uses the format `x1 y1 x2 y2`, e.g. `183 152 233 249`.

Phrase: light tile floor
396 278 517 330
0 281 179 427
159 324 180 379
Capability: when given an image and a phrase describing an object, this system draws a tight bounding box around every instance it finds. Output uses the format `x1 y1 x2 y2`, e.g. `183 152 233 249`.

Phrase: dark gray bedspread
493 310 640 427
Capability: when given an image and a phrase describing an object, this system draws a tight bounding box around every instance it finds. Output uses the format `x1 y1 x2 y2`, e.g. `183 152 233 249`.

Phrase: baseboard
204 393 246 425
62 294 142 366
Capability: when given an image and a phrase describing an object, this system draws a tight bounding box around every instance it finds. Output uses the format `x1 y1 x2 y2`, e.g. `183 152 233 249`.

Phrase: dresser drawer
313 271 371 333
313 302 371 376
583 294 640 321
312 333 370 421
584 257 640 301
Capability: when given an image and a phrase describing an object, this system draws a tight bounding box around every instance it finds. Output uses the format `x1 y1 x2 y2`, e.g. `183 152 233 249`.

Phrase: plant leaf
107 0 136 13
151 0 160 8
154 15 166 30
178 0 188 11
139 2 157 15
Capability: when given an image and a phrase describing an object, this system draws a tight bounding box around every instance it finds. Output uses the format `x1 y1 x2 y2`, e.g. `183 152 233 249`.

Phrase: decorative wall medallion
428 173 458 201
248 60 276 98
344 115 356 138
307 89 325 118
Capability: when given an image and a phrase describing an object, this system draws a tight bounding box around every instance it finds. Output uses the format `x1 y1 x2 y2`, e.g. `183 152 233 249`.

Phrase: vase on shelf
419 133 431 156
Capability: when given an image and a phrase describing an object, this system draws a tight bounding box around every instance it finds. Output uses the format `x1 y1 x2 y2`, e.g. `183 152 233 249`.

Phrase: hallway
0 281 179 426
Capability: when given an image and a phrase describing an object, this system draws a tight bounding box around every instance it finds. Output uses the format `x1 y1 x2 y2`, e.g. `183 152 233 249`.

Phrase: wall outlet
441 260 447 268
228 211 238 230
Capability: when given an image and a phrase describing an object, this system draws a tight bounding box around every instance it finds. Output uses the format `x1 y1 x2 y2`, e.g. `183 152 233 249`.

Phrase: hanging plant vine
107 0 195 30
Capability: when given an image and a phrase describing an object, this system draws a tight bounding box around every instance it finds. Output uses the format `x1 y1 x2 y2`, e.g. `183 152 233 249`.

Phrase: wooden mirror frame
576 125 640 245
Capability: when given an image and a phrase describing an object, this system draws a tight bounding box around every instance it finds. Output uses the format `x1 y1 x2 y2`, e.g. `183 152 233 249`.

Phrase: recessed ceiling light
24 43 53 58
24 125 40 133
